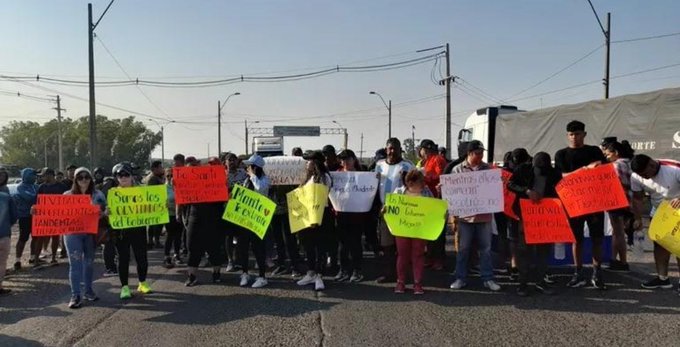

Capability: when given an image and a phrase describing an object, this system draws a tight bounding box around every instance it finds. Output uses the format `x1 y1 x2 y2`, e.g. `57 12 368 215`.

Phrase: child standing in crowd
111 163 153 299
0 175 18 296
391 169 432 295
62 168 107 308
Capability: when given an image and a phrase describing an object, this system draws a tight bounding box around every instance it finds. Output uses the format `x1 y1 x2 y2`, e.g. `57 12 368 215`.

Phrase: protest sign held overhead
520 198 575 244
383 193 447 241
648 201 680 258
287 183 329 233
108 185 169 229
264 156 307 186
173 165 228 204
440 169 503 217
501 170 519 220
223 185 276 239
328 172 379 212
32 195 100 237
556 163 629 217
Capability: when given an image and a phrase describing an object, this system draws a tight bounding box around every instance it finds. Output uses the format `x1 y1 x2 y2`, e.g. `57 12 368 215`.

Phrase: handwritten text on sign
107 185 169 229
173 166 228 204
287 183 328 233
32 195 100 236
520 198 575 244
264 156 307 186
384 193 448 241
556 163 629 217
223 185 276 239
648 201 680 258
329 172 379 212
440 169 503 217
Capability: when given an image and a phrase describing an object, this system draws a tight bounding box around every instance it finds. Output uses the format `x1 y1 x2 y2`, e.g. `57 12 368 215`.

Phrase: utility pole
388 100 392 139
359 133 364 161
218 100 222 155
53 95 65 171
343 129 348 150
445 43 452 153
604 12 611 99
411 125 416 158
244 120 249 156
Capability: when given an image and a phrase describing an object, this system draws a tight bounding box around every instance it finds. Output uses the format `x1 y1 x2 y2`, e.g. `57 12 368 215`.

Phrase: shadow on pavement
0 334 46 346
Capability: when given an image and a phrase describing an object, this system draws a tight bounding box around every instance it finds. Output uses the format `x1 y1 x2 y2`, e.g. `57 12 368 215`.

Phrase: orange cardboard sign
173 166 229 204
32 195 100 236
520 198 575 244
556 163 629 217
501 170 519 220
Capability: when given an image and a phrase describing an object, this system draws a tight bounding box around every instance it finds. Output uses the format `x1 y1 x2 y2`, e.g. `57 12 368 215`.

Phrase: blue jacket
0 192 18 238
13 168 38 218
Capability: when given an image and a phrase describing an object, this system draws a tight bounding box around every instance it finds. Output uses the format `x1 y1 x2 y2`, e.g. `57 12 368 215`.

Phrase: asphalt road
1 239 679 347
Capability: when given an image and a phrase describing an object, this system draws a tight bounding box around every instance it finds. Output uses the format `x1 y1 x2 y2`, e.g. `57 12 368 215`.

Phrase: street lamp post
149 119 175 164
369 91 391 139
332 120 348 149
218 92 240 155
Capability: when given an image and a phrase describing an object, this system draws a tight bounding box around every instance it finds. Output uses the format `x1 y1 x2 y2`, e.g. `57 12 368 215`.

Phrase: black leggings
164 216 182 257
299 208 332 274
510 220 549 285
236 228 267 277
272 214 300 268
337 214 364 272
186 214 225 268
115 228 148 286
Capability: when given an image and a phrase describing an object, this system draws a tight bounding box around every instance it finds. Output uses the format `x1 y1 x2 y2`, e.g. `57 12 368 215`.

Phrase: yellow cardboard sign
107 185 169 229
287 183 329 233
384 193 447 241
648 201 680 258
223 185 276 239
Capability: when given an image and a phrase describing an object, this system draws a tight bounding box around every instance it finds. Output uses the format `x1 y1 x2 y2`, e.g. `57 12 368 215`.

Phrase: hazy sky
1 0 679 162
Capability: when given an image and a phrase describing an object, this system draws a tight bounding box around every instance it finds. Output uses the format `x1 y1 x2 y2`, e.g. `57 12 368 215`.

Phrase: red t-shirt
422 154 447 198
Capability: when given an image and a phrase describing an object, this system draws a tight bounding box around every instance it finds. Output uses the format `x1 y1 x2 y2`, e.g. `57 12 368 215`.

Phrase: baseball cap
467 140 486 152
418 139 437 151
243 154 265 168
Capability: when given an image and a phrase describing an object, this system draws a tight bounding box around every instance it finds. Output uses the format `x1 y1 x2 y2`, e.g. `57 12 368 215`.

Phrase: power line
613 31 680 44
455 77 504 104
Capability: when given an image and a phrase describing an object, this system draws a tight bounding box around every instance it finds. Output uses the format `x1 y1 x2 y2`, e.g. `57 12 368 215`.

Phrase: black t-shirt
554 145 606 174
38 182 69 195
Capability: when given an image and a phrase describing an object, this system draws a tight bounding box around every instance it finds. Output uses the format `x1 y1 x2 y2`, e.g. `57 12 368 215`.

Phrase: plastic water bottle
634 230 645 256
554 243 566 260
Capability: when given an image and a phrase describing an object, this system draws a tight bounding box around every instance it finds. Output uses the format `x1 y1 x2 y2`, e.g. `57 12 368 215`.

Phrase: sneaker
450 279 466 290
591 271 607 290
212 272 222 283
394 282 406 294
297 272 316 286
120 285 132 300
102 269 118 278
239 273 251 287
68 296 82 309
641 277 673 289
83 292 100 302
225 262 235 272
314 275 325 291
185 274 198 287
0 288 12 296
173 255 184 265
484 280 502 292
163 257 174 269
413 283 425 295
509 268 519 281
137 281 153 294
566 273 587 288
13 261 21 271
252 277 268 288
535 281 555 295
334 270 350 282
349 271 364 283
543 273 556 285
517 284 529 297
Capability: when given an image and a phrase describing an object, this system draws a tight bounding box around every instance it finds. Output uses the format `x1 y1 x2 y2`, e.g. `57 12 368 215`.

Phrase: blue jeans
64 234 95 297
455 222 494 282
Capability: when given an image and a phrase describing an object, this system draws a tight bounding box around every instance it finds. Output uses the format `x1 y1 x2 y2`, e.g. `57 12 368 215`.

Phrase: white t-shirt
631 159 680 211
374 159 414 204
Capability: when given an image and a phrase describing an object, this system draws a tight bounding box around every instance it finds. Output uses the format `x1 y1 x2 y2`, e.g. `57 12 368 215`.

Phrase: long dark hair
604 141 635 159
70 173 95 195
303 159 329 186
251 165 265 178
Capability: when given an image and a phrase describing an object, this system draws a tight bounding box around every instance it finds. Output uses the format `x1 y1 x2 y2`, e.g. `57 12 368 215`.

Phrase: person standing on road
36 168 68 265
145 161 166 249
111 163 153 299
554 120 607 290
630 155 680 293
322 145 341 277
63 167 107 308
223 152 248 272
418 139 448 271
236 154 271 288
296 150 333 291
0 183 18 296
12 168 39 270
450 140 502 292
603 141 634 272
163 168 183 268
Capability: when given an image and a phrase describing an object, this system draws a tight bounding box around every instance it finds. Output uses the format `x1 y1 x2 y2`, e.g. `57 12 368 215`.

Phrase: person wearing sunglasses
63 167 107 308
111 162 152 299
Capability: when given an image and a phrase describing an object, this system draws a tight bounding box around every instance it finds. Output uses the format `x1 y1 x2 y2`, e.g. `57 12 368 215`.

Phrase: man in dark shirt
554 120 607 290
37 168 69 264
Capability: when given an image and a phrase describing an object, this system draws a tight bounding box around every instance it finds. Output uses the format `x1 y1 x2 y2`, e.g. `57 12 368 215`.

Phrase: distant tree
402 138 419 163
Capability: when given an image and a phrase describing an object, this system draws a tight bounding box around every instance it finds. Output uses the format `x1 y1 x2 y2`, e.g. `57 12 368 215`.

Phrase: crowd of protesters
0 119 678 309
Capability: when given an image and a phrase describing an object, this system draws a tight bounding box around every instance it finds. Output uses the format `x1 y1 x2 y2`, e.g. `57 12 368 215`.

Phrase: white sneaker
252 277 268 288
225 262 234 272
297 272 316 286
314 275 325 291
239 273 250 287
484 280 501 292
450 279 466 289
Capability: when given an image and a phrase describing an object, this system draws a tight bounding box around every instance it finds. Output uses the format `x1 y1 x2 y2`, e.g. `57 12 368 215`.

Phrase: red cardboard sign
520 198 575 244
173 166 228 204
32 195 100 236
501 170 519 220
556 163 629 217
